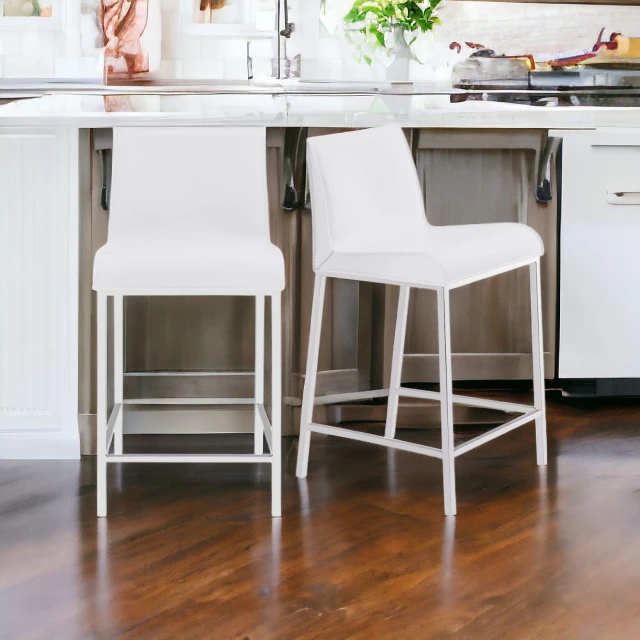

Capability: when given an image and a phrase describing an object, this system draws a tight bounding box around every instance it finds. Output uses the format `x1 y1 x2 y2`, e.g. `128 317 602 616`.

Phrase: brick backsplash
0 0 639 81
0 0 278 80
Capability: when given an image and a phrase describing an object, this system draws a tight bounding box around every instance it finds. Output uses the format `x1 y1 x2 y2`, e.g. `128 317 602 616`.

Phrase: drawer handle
606 190 640 205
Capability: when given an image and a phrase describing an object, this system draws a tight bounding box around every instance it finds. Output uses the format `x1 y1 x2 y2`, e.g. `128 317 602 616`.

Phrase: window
1 0 53 17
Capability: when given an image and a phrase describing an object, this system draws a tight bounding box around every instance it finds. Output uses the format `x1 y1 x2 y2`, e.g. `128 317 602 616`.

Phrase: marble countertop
1 93 640 129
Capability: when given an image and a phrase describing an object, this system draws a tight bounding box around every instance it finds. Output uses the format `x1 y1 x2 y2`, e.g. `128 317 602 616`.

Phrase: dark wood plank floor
2 393 640 639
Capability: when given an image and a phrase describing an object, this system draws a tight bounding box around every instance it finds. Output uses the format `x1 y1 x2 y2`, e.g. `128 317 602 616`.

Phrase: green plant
344 0 443 63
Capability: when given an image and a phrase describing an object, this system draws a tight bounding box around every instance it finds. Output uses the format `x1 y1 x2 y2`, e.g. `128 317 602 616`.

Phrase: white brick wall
0 0 278 80
292 1 640 82
1 0 638 82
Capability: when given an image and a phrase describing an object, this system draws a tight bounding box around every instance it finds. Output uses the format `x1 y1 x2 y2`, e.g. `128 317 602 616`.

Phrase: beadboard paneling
0 128 80 459
0 134 57 416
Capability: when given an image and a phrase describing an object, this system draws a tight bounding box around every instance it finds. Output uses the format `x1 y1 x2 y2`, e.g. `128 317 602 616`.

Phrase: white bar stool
296 125 547 516
93 127 285 518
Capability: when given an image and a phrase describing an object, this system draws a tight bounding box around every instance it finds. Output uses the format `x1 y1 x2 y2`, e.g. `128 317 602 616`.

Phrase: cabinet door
559 130 640 379
0 128 79 458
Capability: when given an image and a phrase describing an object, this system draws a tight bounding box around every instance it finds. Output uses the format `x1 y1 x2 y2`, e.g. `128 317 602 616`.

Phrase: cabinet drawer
559 133 640 379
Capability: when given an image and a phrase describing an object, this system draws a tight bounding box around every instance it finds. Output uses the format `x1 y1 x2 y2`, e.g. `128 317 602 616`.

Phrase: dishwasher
558 128 640 396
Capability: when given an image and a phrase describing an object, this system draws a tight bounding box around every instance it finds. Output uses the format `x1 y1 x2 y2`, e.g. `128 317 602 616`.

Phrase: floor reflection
5 398 640 637
440 516 456 603
386 448 398 497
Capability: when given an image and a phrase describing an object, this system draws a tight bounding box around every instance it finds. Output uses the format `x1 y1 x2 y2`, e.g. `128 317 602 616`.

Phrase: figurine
101 0 150 80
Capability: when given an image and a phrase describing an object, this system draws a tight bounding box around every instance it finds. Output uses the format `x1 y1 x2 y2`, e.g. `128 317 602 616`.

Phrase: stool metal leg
254 295 265 455
271 293 282 517
96 293 108 518
530 259 548 466
385 285 410 439
437 287 456 517
113 295 124 455
296 275 326 479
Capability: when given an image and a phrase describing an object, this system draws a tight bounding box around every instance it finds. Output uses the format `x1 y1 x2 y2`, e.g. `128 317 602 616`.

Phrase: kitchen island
2 90 640 128
0 86 636 458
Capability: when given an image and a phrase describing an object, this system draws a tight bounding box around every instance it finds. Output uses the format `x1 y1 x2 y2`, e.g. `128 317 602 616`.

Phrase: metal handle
280 0 294 37
606 190 640 205
282 127 308 210
246 42 253 80
100 149 112 211
536 137 560 203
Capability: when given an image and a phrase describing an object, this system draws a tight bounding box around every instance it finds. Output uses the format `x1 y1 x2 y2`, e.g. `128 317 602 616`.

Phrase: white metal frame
96 290 282 518
296 259 547 516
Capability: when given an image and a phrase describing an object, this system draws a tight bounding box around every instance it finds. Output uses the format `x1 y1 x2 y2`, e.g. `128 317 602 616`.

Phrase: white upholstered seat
306 125 543 287
319 222 543 287
92 127 284 519
296 125 548 517
94 234 285 293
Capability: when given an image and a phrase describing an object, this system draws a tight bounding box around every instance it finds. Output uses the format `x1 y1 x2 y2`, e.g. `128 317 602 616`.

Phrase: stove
453 57 640 106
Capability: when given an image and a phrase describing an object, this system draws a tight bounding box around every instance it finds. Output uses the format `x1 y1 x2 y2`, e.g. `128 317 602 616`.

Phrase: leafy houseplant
344 0 444 65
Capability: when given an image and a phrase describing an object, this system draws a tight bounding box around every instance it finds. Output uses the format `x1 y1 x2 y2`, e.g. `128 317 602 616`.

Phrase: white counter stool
93 127 285 518
296 125 547 516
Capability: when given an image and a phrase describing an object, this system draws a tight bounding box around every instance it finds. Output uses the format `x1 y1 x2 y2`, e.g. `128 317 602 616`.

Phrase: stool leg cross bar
296 125 547 517
97 292 282 518
296 261 547 516
92 128 285 519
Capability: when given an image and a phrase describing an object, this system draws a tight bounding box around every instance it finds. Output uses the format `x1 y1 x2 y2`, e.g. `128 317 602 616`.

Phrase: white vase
385 26 413 82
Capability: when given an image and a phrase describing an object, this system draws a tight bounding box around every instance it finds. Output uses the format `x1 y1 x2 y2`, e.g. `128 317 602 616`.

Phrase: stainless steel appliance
454 57 640 107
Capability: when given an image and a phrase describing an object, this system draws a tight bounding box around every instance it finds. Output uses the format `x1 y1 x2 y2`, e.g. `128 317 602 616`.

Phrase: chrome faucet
246 42 253 80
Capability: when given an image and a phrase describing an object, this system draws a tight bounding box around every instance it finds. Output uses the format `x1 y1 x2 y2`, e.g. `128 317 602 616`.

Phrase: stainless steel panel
124 296 255 373
79 130 293 451
396 129 558 383
124 372 255 399
78 126 559 453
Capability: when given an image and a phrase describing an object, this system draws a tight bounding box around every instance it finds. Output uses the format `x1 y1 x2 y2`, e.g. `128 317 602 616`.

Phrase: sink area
2 78 639 109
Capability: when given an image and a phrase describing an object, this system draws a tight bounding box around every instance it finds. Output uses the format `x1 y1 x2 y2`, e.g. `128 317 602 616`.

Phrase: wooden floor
2 393 640 639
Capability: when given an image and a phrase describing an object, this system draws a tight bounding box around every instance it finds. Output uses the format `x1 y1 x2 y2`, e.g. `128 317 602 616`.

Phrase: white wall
0 1 639 81
294 1 640 82
0 0 278 80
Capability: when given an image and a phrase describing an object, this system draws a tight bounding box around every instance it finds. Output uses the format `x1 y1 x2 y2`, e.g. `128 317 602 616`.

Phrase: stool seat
318 222 543 287
94 233 285 293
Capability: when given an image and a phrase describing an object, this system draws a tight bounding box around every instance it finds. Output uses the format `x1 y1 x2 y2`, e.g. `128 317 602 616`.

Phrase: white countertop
1 93 640 129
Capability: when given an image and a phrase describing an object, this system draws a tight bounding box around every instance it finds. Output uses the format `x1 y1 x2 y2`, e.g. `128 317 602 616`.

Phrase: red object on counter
101 0 150 82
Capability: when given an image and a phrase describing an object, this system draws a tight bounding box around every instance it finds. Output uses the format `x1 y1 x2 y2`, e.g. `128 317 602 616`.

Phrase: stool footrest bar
397 387 535 415
313 389 390 406
454 409 541 457
449 394 535 415
123 398 255 405
105 453 273 463
257 403 273 452
397 387 440 401
307 422 443 459
106 403 122 452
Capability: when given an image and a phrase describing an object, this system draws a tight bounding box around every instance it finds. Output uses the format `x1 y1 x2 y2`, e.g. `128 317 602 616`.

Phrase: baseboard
561 378 640 398
403 352 555 381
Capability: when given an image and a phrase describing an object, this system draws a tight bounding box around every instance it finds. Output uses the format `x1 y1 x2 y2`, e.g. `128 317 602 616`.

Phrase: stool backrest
109 127 270 241
307 125 430 270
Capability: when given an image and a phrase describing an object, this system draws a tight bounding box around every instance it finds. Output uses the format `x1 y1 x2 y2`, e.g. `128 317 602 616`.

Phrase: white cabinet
559 129 640 380
0 127 80 458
